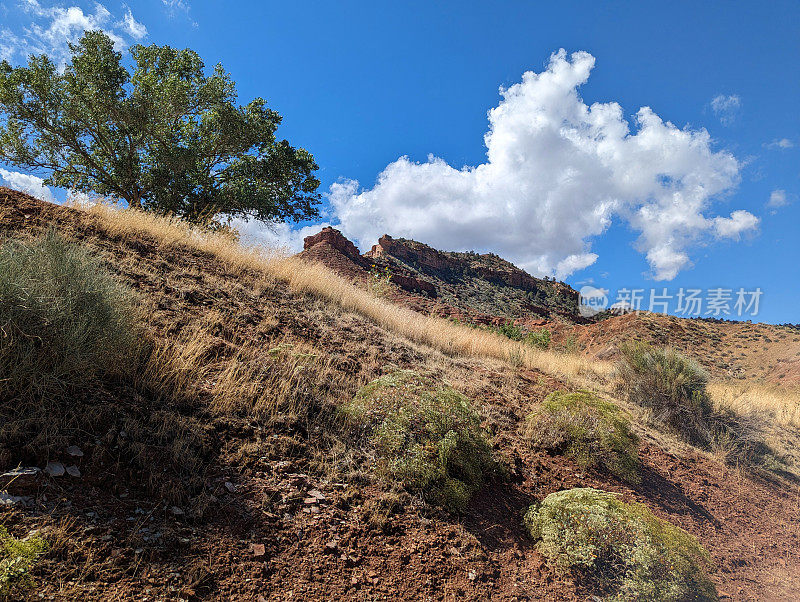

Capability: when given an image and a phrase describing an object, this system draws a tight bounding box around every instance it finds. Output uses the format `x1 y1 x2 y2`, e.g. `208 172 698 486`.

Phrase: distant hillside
300 227 582 324
298 226 800 386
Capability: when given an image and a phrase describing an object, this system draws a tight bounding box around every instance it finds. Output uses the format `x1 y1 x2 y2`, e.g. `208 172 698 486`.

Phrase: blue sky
0 1 798 323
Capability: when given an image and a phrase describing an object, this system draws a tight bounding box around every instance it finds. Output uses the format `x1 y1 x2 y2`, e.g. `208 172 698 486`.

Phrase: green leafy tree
0 31 320 223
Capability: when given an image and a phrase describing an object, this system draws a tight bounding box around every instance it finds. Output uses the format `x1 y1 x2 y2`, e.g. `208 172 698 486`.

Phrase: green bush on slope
524 488 717 602
526 391 640 484
0 230 140 400
0 526 47 598
341 370 501 512
617 342 712 444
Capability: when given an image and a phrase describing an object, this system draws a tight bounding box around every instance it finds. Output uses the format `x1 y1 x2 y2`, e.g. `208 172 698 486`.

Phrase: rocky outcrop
366 235 456 273
303 226 363 262
299 226 581 322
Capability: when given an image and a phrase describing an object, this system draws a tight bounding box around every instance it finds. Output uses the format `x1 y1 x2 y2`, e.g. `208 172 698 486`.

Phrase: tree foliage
0 31 320 223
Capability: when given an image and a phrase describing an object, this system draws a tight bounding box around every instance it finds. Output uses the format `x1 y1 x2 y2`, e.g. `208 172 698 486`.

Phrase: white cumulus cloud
1 1 147 65
712 210 759 239
118 7 147 40
232 218 332 254
0 168 55 202
329 50 755 280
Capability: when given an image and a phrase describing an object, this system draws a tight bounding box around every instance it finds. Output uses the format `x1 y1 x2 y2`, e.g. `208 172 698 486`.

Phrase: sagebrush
341 370 501 512
525 391 640 484
524 488 717 601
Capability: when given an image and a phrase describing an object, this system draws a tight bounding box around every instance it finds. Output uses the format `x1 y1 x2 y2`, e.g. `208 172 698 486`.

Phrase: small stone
170 506 184 516
250 543 266 559
45 462 65 477
303 497 318 505
323 540 339 553
224 481 236 493
468 570 477 581
66 465 81 478
307 489 326 501
350 576 360 586
66 445 84 457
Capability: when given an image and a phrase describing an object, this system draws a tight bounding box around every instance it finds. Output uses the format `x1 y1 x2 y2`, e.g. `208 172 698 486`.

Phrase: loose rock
66 445 84 457
45 462 65 477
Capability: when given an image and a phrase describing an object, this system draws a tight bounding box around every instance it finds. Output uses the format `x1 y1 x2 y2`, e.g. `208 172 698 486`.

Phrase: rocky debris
66 465 81 477
595 345 619 360
224 481 236 493
45 461 65 477
306 489 326 502
0 466 41 494
171 506 185 516
0 491 32 507
66 445 84 457
388 273 437 297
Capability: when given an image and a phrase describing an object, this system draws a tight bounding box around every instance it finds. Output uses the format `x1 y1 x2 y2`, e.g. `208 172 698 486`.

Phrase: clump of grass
0 229 140 400
341 370 501 512
525 328 551 350
617 342 712 444
525 391 640 484
0 526 48 598
0 231 147 464
524 488 717 601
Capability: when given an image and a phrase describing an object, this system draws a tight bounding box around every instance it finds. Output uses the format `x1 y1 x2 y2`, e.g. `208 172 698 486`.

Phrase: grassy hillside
0 187 799 600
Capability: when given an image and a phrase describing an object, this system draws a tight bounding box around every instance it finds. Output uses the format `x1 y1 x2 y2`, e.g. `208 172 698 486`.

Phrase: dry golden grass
136 315 352 423
80 202 610 386
708 381 800 428
79 202 799 451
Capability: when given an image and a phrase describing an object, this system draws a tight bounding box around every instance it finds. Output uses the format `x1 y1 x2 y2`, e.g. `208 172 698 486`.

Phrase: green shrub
0 230 140 400
341 370 501 512
0 526 47 598
524 488 717 601
525 328 551 350
495 321 524 341
617 342 712 444
526 391 640 484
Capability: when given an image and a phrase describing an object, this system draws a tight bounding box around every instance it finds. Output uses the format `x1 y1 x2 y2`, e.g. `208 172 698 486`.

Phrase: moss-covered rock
524 488 717 602
526 391 640 484
341 370 501 512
